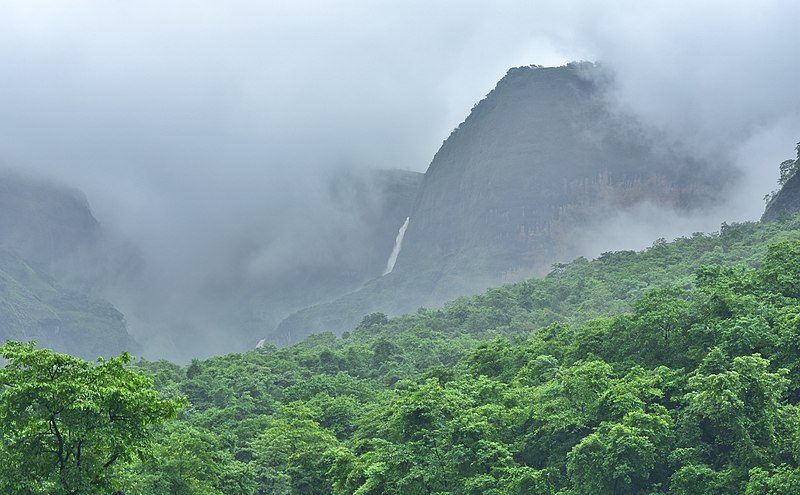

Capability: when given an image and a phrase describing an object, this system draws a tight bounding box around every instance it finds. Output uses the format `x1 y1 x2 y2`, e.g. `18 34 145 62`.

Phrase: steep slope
762 143 800 222
763 171 800 222
275 63 732 342
0 247 133 359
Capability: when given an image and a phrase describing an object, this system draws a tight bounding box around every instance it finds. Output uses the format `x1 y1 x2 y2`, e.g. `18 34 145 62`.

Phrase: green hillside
73 213 800 494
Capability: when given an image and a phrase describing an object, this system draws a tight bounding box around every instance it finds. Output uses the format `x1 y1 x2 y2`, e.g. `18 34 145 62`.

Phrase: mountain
395 63 724 284
275 63 733 342
0 247 133 359
0 173 135 358
0 62 741 358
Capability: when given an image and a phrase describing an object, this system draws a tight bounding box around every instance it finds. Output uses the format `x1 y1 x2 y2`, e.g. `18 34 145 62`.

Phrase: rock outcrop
762 145 800 222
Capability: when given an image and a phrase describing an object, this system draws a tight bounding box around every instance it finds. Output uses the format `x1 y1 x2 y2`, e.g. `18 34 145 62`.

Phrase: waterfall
383 217 410 275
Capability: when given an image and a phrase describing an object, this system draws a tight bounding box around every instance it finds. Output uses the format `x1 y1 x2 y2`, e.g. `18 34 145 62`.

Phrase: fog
568 1 800 221
0 1 798 358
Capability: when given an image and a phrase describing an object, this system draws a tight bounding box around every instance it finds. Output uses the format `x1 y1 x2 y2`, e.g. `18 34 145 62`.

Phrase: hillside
274 63 732 343
0 247 133 359
116 212 800 494
0 173 135 358
0 172 108 278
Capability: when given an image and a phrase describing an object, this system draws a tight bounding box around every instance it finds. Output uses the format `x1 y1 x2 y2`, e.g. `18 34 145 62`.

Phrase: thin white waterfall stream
383 217 410 275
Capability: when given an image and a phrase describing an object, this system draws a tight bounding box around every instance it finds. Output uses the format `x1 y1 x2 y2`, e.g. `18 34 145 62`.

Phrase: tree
628 286 690 364
683 353 792 475
777 142 799 187
0 341 186 495
567 422 656 495
759 240 800 299
763 142 799 204
250 403 345 495
117 422 256 495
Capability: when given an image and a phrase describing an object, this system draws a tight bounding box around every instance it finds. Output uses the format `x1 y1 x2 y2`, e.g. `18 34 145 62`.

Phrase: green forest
5 213 800 494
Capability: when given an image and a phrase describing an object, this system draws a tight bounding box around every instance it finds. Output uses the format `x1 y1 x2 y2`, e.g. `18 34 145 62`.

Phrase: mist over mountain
0 60 791 358
274 63 737 342
1 2 799 359
395 63 727 282
0 166 422 360
162 167 423 358
5 4 800 493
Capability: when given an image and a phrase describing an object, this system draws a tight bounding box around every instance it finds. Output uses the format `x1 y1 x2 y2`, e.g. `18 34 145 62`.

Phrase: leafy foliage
0 342 185 495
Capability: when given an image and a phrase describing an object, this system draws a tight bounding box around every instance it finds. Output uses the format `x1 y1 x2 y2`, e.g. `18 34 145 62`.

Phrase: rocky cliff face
275 63 731 342
395 63 722 289
0 174 101 272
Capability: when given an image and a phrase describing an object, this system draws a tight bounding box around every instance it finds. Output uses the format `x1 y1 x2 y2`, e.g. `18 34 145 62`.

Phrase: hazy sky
1 0 799 286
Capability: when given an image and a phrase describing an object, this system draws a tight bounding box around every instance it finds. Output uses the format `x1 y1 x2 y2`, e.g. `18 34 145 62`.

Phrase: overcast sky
1 0 799 285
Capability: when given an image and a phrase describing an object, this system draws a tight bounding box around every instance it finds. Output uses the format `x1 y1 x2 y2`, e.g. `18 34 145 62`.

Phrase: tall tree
0 342 186 495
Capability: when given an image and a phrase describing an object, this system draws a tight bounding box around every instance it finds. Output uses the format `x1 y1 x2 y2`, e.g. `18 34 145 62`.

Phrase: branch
49 414 66 474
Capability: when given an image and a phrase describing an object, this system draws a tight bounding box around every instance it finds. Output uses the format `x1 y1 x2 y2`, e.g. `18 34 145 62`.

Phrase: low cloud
0 1 798 357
